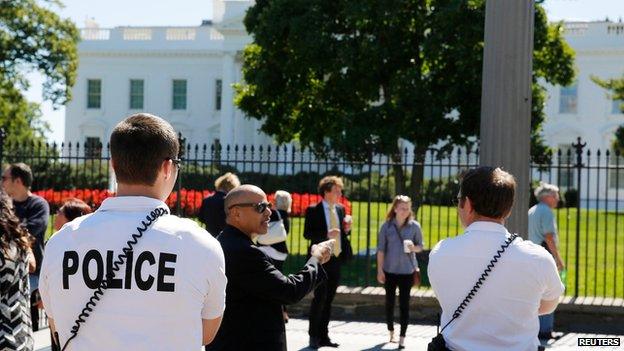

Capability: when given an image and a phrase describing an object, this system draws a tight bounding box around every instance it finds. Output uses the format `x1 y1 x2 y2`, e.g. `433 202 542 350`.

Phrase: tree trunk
391 153 406 197
408 149 426 215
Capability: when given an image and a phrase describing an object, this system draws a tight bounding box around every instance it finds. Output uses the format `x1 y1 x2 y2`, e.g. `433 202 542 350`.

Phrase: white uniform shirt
40 196 227 351
429 221 564 351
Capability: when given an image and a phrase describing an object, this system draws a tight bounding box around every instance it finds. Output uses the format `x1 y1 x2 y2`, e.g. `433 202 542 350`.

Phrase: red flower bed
33 189 351 218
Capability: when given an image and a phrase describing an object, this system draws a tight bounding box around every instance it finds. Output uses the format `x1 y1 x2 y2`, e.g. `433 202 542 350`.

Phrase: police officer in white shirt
40 113 227 350
429 167 564 351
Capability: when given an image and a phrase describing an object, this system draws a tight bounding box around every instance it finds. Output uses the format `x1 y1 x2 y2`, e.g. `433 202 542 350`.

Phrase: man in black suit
305 176 353 349
199 172 240 236
206 184 332 351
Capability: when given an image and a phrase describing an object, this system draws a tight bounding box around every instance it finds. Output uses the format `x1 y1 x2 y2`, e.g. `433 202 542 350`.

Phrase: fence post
572 137 586 297
176 133 186 216
365 148 373 286
0 128 5 166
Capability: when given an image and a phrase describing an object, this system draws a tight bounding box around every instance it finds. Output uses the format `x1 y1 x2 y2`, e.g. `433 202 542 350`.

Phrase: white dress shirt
429 221 564 351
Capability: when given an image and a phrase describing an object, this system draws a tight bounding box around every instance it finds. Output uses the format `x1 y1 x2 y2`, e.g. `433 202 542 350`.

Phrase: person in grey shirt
376 195 423 349
529 182 564 341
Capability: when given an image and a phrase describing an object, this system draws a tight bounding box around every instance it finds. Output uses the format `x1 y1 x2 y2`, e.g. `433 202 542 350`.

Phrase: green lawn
281 202 624 297
45 202 624 297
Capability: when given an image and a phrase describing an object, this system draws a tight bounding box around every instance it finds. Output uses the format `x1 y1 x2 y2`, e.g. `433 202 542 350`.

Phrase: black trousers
308 257 341 339
384 271 412 337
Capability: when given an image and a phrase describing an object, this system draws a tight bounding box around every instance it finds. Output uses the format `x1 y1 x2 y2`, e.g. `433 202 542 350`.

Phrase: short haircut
318 176 344 196
7 163 33 188
215 172 241 193
534 182 559 201
274 190 292 212
59 198 93 222
110 113 179 185
459 167 516 219
224 184 264 217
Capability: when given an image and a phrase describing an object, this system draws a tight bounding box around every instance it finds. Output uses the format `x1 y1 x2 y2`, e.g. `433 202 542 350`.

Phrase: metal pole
365 150 373 286
479 0 535 237
573 137 586 297
176 133 186 216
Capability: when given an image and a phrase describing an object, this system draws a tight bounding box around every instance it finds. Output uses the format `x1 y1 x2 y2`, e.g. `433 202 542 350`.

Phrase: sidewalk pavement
34 319 623 351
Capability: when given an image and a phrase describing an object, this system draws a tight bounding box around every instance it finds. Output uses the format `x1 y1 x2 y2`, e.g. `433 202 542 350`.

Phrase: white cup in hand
403 240 414 253
343 215 352 232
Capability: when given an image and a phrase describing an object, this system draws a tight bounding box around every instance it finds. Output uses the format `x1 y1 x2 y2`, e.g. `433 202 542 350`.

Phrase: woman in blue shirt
376 195 424 349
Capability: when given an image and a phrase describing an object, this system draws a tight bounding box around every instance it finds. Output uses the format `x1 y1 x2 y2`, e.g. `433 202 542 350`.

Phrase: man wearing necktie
304 176 353 349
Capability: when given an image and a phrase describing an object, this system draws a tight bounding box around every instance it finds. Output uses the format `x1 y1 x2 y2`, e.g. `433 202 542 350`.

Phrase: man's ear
462 197 474 213
162 159 174 180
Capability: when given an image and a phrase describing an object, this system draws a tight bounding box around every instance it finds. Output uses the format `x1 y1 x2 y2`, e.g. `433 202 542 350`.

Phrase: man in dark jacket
2 162 50 330
199 172 240 236
206 184 332 351
304 176 352 349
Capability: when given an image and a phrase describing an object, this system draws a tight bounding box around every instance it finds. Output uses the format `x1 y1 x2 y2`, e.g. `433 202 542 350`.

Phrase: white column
479 0 534 237
219 52 235 148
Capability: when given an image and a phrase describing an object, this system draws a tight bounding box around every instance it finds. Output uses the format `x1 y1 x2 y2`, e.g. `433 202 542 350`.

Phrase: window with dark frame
87 79 101 109
84 137 102 158
609 147 624 189
559 83 578 114
215 79 222 111
557 144 576 188
130 79 144 109
172 79 187 110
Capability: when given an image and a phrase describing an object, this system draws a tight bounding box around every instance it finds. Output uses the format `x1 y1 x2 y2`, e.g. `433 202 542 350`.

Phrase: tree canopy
234 0 575 204
0 0 79 145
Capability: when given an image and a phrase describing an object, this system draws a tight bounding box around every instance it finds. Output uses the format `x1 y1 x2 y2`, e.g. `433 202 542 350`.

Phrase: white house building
539 21 624 206
64 0 266 151
543 21 624 153
65 5 624 198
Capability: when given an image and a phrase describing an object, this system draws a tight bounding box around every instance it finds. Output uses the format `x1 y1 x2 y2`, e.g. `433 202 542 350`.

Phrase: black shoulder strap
438 233 518 334
391 221 418 271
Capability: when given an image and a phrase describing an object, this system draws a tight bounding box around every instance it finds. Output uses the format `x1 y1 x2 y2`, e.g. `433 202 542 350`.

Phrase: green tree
611 125 624 155
592 74 624 155
0 0 79 145
235 0 575 211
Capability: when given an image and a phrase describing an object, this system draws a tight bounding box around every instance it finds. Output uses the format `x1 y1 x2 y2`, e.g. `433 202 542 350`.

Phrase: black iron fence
1 134 623 298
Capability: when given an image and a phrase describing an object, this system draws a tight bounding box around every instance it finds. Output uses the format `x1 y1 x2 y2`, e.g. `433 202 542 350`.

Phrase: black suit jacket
199 191 226 236
303 201 353 262
207 225 326 351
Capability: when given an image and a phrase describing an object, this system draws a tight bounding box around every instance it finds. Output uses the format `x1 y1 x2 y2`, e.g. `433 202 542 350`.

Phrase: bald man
206 185 331 351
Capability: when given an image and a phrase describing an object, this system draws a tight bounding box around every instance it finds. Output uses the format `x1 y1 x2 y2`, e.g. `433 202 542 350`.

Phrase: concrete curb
287 286 624 335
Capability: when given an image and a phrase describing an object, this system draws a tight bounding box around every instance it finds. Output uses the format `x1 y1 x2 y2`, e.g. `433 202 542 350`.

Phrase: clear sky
24 0 624 143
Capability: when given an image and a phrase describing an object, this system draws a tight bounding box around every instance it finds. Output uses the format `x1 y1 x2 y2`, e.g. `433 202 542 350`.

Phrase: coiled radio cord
439 233 518 334
58 207 169 351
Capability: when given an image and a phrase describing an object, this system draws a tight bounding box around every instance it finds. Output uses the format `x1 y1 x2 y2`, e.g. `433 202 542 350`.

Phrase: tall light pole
479 0 534 237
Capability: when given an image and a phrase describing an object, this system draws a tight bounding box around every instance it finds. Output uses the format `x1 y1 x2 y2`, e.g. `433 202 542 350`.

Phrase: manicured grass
45 202 624 297
282 202 624 297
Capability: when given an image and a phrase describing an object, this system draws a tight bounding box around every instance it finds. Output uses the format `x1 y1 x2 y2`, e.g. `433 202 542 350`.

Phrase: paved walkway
34 319 623 350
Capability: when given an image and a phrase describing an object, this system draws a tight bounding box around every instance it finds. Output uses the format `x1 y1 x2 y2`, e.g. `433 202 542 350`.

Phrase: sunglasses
452 195 463 206
165 157 183 169
228 201 272 214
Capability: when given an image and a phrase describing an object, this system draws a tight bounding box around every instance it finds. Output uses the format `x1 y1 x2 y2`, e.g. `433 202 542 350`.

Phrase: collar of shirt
223 224 254 244
98 196 170 212
322 199 332 210
464 221 507 235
